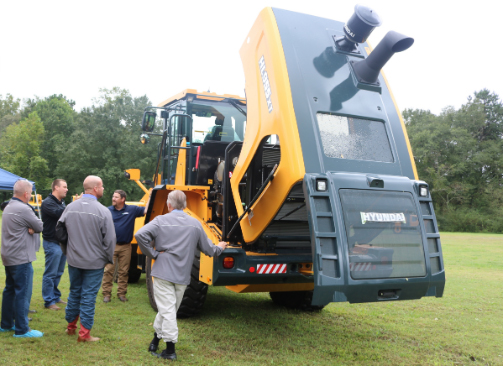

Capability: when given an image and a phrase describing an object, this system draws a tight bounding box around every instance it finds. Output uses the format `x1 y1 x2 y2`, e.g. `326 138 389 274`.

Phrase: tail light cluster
222 257 235 269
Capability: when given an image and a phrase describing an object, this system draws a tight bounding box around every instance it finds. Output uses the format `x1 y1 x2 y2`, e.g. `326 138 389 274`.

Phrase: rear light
316 179 327 191
418 184 428 197
223 257 235 269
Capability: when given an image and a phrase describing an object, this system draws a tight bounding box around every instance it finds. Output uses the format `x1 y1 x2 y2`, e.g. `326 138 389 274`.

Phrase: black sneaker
157 350 177 361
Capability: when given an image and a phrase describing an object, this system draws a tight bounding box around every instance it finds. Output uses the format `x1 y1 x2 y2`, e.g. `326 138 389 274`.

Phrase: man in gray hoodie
0 180 44 338
135 190 227 361
58 175 115 342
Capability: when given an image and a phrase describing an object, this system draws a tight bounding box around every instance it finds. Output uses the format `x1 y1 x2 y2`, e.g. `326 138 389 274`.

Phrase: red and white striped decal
349 262 372 271
256 264 287 274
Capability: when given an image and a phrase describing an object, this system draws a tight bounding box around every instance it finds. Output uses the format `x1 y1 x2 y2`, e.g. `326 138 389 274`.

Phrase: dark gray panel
427 238 438 253
272 8 415 179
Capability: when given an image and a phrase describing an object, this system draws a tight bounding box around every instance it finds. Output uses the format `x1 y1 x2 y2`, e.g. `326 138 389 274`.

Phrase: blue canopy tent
0 168 40 217
0 168 36 191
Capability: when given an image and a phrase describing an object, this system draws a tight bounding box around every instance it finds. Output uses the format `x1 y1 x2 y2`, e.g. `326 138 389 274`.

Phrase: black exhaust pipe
352 31 414 84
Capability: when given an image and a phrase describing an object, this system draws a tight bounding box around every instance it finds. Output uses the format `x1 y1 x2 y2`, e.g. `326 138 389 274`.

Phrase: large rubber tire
145 251 209 318
146 257 158 312
269 291 326 311
177 251 208 318
128 252 142 284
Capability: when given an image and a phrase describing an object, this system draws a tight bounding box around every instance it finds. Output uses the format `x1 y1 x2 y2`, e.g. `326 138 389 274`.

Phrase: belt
116 242 130 245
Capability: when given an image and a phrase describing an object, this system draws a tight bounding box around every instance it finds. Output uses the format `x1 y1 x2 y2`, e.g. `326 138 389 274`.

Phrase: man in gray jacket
58 175 115 342
135 190 227 361
0 180 44 338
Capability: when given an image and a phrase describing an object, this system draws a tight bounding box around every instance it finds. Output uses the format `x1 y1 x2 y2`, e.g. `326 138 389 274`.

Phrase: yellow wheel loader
131 5 445 316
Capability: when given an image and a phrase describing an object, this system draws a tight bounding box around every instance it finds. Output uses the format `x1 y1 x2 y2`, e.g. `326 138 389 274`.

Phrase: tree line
405 89 503 232
1 88 503 232
0 88 158 206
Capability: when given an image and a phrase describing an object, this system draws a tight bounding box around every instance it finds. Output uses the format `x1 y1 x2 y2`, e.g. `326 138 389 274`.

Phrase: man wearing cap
0 180 44 338
101 189 148 303
58 175 115 342
41 179 69 310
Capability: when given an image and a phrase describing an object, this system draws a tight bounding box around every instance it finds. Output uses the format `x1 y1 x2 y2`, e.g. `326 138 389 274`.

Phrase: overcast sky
1 1 500 115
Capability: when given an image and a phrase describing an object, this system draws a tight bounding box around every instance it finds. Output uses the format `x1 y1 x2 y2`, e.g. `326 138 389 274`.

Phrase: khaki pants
102 244 131 297
153 277 187 343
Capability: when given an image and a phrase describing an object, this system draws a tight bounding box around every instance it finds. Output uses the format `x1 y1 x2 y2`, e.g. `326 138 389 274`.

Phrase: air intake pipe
352 31 414 84
336 4 382 52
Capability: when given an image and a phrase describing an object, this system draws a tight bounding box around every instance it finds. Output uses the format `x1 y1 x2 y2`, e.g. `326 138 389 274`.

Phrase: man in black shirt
41 179 69 310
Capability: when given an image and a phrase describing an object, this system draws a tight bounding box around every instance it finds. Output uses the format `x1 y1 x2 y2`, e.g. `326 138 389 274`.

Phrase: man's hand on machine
217 241 228 250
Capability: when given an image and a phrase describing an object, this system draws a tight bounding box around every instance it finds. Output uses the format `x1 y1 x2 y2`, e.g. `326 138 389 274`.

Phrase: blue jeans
42 240 66 307
1 262 32 335
26 264 33 313
65 265 104 330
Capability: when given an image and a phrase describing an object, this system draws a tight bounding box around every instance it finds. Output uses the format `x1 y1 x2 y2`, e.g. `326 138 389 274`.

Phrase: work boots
65 315 79 335
77 324 100 342
157 342 176 361
148 332 160 353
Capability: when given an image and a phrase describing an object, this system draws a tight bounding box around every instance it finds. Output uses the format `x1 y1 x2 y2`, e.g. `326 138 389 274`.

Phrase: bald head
83 175 104 199
13 180 33 203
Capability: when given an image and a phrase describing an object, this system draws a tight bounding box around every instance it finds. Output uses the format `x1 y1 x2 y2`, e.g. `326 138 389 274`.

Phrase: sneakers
118 296 128 302
13 330 43 338
46 304 60 311
103 296 111 303
0 326 15 332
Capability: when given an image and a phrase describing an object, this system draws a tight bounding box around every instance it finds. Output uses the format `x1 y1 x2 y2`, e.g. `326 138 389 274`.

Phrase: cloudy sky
0 1 500 115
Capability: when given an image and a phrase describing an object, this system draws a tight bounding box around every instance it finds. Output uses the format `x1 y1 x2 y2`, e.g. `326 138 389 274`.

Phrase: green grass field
0 214 502 365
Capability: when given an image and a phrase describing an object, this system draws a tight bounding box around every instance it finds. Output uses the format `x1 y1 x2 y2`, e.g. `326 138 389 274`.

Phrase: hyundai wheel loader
132 5 445 316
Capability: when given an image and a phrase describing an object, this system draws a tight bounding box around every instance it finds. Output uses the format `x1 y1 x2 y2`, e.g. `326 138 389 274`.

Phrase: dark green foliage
0 88 157 205
54 88 158 205
405 89 503 232
0 111 50 189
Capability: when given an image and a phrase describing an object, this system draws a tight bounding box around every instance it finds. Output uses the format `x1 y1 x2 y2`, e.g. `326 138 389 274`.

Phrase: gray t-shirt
1 199 43 266
135 210 223 285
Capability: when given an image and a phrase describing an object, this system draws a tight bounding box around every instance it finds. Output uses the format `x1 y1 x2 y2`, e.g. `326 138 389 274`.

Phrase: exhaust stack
352 31 414 84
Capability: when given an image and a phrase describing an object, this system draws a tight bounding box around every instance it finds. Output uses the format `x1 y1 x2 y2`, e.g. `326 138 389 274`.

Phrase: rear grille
340 189 426 280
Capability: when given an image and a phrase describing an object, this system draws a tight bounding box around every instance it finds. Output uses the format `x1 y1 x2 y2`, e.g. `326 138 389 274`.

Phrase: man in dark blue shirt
101 190 147 302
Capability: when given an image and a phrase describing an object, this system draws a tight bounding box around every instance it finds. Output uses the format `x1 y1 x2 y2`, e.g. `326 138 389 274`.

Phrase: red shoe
77 335 100 342
77 324 100 342
66 315 79 335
